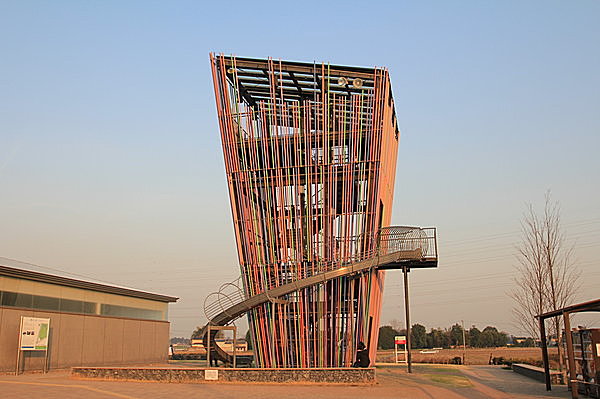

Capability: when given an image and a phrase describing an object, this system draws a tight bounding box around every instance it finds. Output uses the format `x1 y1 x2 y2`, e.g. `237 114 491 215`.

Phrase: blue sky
1 0 599 337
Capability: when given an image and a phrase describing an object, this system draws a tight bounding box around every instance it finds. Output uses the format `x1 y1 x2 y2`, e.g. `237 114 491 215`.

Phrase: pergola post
564 311 578 399
539 316 552 391
403 266 412 373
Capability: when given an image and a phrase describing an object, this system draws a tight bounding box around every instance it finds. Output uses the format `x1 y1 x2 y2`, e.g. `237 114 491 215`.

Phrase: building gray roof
0 257 178 303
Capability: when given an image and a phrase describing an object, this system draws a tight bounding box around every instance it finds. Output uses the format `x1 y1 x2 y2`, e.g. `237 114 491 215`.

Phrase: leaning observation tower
206 54 435 368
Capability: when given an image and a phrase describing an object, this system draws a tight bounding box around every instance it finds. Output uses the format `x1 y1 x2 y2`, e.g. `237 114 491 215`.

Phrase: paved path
461 365 570 398
0 365 571 399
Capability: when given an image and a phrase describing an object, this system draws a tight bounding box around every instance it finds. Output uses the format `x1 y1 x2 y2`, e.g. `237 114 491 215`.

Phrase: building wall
0 306 169 372
0 276 168 320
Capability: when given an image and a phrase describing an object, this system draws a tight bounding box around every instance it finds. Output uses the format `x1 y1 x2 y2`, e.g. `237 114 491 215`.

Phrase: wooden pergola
537 298 600 398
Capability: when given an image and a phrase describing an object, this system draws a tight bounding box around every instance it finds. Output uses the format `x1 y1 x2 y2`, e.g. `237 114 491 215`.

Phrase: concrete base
511 363 564 385
71 366 376 385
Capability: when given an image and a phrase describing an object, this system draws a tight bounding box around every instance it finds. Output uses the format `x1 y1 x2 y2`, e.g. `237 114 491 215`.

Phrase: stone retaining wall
71 367 375 384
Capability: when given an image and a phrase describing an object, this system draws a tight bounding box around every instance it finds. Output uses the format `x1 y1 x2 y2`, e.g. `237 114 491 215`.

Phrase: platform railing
377 226 437 260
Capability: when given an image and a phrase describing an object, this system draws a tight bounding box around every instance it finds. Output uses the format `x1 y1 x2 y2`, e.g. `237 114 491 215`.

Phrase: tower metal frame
210 54 400 367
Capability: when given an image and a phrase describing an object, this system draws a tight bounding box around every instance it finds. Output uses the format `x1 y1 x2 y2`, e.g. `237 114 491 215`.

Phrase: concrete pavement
0 364 571 399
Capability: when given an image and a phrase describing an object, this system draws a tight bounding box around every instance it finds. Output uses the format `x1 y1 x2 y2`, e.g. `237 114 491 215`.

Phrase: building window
59 298 84 313
100 304 163 321
1 292 33 308
0 290 164 321
33 295 60 311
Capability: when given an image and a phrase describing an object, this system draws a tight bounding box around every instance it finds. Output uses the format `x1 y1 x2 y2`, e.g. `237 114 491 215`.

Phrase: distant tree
511 192 580 372
511 336 536 347
427 328 449 348
191 326 202 340
170 337 190 345
191 326 224 340
496 331 509 347
449 324 464 347
477 326 508 348
377 322 510 349
411 324 427 349
478 329 496 348
468 326 481 347
378 326 400 349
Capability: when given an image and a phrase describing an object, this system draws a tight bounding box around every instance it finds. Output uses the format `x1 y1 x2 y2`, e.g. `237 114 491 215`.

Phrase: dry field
377 347 560 367
174 346 560 368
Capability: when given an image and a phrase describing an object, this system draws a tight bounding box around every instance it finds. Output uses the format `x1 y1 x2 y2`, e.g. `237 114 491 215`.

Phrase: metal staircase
200 226 437 365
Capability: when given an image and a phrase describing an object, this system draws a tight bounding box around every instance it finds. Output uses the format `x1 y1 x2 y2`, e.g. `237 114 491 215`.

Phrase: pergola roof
537 297 600 319
218 55 385 106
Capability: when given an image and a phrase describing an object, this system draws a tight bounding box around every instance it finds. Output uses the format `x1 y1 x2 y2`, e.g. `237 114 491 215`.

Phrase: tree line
378 323 512 349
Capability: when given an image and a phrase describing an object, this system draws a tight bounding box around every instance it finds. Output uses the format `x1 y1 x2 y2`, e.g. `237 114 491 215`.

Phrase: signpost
16 317 50 375
395 335 407 364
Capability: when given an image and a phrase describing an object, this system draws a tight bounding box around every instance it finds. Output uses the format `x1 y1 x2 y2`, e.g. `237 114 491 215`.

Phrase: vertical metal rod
564 312 578 399
44 348 48 373
403 266 412 373
539 316 552 391
15 349 20 376
15 316 23 375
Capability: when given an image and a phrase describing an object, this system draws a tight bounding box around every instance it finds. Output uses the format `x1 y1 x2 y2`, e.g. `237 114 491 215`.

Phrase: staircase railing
203 226 436 323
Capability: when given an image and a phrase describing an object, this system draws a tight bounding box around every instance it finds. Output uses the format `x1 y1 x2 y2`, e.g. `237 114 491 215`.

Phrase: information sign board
395 335 407 364
395 335 406 345
19 317 50 351
205 369 219 380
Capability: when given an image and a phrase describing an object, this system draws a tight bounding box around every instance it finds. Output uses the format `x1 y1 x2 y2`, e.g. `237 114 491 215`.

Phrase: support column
207 326 212 368
564 312 578 399
233 325 237 368
539 317 551 391
403 266 412 373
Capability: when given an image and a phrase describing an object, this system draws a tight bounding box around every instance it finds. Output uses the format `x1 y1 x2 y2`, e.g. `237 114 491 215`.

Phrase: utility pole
461 320 466 365
403 266 412 373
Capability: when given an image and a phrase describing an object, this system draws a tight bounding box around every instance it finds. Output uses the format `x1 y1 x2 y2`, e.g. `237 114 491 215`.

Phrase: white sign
395 335 407 364
19 317 50 351
205 369 219 380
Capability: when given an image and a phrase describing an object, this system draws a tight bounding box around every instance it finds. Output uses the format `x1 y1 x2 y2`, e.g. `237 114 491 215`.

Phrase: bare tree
512 202 548 339
511 191 580 371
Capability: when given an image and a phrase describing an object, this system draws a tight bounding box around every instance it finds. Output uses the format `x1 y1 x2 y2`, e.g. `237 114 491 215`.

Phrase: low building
0 259 178 372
